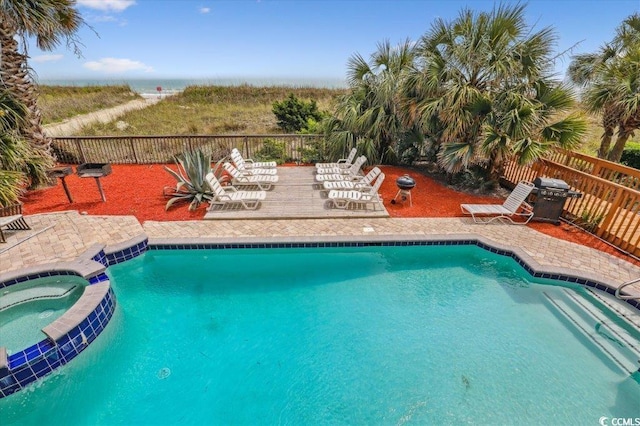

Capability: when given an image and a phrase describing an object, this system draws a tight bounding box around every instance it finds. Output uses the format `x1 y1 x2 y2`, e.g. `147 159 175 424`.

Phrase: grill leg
94 177 106 202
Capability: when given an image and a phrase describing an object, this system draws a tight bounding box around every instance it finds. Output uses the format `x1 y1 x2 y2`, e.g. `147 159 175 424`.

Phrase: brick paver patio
2 211 639 297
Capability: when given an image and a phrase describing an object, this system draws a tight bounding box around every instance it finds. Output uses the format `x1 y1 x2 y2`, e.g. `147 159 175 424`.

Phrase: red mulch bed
21 164 639 266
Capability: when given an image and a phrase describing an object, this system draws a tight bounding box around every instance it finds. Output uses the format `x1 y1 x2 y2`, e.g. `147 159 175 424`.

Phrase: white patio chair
328 172 385 210
223 162 278 190
205 172 266 210
230 148 277 175
460 181 535 224
322 167 382 193
315 156 367 182
231 148 277 169
315 147 357 169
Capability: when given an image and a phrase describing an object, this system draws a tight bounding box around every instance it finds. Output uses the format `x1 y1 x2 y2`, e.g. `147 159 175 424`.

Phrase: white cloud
32 54 64 63
83 58 154 74
77 0 136 12
91 15 118 22
200 7 211 14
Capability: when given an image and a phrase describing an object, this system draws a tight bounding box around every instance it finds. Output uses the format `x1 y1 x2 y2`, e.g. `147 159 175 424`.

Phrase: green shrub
620 141 640 170
272 94 323 132
255 138 286 164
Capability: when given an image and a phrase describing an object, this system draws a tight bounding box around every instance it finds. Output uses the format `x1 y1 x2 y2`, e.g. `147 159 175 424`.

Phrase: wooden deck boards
203 166 389 220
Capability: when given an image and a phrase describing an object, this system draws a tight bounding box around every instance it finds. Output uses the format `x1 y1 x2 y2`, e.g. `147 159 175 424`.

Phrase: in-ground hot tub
0 276 86 354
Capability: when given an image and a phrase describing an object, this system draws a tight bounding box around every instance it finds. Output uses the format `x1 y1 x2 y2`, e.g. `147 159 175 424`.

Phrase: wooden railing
503 157 640 256
545 149 640 190
51 134 326 164
52 136 640 256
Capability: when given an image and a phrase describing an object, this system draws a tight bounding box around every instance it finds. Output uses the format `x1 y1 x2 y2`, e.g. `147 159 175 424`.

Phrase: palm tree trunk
0 19 53 186
597 125 615 159
608 116 640 162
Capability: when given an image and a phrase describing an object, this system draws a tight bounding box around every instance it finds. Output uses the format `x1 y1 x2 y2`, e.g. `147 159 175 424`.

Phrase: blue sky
28 0 640 83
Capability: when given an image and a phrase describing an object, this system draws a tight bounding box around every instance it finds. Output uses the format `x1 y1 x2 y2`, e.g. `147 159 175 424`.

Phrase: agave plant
164 149 221 211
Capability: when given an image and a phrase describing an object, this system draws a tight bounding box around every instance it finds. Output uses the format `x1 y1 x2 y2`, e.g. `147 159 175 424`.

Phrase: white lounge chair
322 167 382 192
315 147 357 169
223 162 278 190
205 172 266 210
231 148 277 169
328 172 385 209
316 153 365 174
230 148 277 175
460 181 535 224
0 204 30 243
315 156 367 182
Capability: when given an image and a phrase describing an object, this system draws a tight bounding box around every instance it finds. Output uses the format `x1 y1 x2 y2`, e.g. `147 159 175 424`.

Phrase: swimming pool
0 244 638 424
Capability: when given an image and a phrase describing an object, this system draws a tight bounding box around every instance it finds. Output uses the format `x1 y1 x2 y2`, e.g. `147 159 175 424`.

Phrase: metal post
94 177 106 202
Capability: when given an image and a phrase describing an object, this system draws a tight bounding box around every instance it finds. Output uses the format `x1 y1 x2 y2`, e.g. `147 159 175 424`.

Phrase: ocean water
37 77 348 96
1 245 639 425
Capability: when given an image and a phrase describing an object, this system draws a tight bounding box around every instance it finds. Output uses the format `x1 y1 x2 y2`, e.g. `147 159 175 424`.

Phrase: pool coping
147 233 640 306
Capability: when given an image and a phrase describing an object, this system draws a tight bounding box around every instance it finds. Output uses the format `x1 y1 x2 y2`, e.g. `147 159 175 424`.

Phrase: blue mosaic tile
13 366 34 383
24 345 42 363
8 353 26 369
45 351 61 369
31 359 51 376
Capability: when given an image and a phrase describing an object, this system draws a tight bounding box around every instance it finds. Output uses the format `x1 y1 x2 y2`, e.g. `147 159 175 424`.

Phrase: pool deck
204 167 388 219
1 210 640 299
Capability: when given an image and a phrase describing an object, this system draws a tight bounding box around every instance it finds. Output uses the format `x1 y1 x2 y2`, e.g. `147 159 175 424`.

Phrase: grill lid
396 175 416 190
533 177 569 190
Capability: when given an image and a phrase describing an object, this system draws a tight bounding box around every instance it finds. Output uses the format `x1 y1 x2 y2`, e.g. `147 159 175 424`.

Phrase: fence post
592 160 603 178
596 187 625 238
130 137 139 164
76 138 87 163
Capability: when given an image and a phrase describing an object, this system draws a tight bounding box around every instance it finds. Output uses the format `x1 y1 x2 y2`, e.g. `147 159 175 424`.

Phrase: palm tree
0 0 85 186
0 90 33 206
403 3 586 182
568 13 640 162
326 39 417 164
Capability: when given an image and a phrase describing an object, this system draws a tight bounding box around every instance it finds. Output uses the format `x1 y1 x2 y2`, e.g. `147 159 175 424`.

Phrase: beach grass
63 85 346 136
37 84 617 155
39 85 140 125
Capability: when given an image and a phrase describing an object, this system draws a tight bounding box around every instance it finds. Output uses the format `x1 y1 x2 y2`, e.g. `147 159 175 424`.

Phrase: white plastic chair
460 181 535 224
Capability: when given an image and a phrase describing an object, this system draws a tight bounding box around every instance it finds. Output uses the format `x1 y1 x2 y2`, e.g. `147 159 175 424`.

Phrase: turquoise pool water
0 277 85 354
1 245 639 425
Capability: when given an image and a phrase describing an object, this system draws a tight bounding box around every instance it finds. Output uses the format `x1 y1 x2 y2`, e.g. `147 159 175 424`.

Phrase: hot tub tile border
0 236 147 399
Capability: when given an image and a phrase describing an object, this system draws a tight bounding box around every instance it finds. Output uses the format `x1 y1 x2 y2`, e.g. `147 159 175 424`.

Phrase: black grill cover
396 175 416 190
533 177 569 190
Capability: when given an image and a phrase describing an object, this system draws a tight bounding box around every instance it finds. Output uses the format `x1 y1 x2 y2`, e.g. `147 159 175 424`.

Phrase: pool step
584 287 640 330
0 285 77 312
543 289 640 376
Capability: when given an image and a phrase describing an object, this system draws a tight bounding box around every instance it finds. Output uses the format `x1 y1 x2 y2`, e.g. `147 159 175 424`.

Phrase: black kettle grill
391 175 415 206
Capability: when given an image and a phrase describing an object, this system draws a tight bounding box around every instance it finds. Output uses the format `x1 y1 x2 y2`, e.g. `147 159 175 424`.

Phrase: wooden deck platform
203 166 389 220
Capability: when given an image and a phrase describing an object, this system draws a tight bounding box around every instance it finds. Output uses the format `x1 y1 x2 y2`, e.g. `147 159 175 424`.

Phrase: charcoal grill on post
391 175 415 206
530 177 582 224
48 166 74 203
77 163 112 202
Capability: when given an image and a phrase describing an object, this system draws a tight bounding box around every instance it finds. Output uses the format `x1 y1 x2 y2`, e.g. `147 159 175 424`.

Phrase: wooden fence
51 134 326 164
503 156 640 256
51 135 640 256
545 149 640 190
